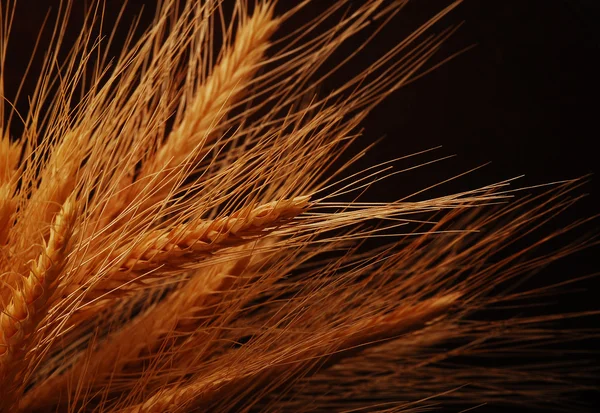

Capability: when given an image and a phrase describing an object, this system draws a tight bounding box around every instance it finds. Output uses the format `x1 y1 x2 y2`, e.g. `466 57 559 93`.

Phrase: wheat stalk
0 0 596 412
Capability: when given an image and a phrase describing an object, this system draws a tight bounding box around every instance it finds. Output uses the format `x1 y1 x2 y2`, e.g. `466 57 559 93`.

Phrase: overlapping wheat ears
0 0 597 412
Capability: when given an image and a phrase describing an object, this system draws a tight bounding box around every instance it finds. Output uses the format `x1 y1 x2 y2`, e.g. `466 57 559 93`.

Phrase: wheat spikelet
0 0 596 412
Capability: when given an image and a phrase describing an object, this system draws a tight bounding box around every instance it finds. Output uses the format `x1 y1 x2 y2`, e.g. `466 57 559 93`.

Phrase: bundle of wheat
0 1 596 412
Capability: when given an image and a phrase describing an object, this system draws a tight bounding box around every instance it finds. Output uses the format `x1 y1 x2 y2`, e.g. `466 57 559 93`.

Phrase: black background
3 0 599 411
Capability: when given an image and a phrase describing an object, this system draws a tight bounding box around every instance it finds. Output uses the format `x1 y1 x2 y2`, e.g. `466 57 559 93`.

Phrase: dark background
4 2 598 197
3 0 599 411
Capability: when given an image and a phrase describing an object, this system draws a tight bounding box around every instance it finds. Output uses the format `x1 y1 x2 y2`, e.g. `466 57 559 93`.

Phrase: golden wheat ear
61 197 309 320
0 196 77 410
100 2 281 228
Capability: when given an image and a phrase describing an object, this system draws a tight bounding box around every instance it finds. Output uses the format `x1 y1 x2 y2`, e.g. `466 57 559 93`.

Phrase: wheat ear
144 2 278 173
0 196 76 409
104 2 279 224
115 197 307 271
69 196 309 301
53 196 309 332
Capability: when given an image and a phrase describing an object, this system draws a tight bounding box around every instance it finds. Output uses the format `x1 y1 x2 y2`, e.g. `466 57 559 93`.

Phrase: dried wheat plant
0 0 597 412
